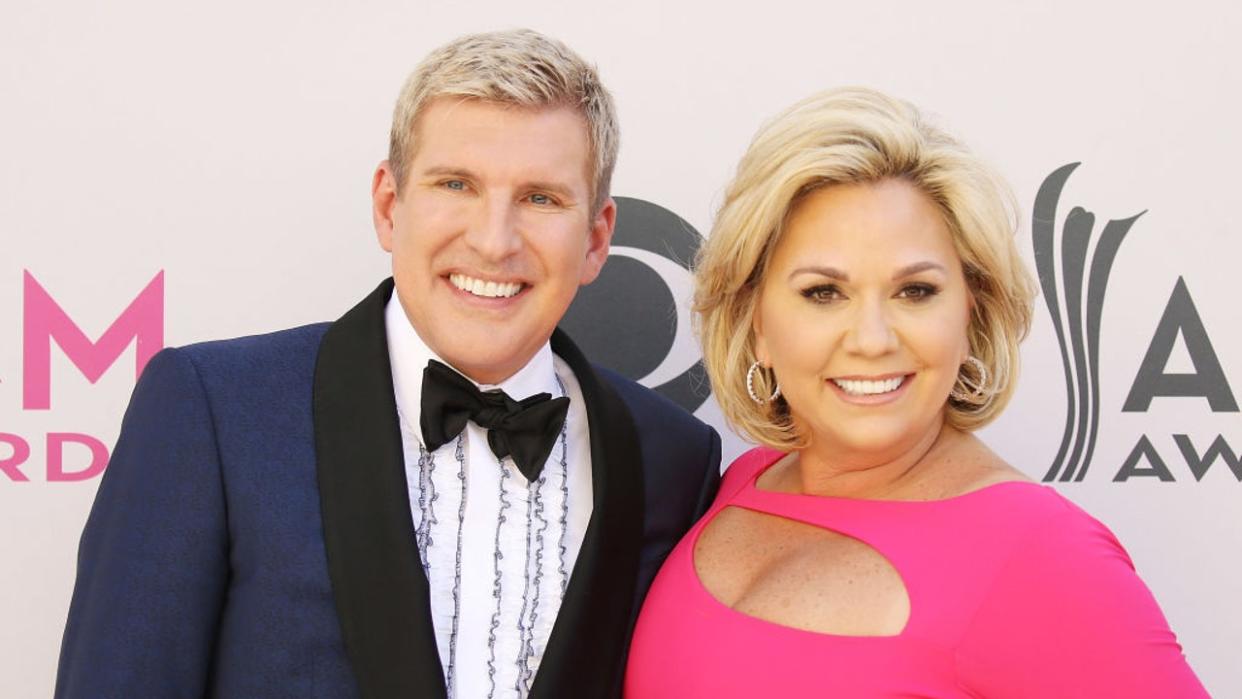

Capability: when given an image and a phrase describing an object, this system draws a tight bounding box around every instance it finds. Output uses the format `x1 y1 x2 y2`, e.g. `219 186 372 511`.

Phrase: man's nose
463 195 523 261
843 298 899 357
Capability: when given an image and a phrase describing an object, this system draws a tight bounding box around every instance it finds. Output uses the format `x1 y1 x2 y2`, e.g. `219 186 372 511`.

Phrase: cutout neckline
688 500 913 641
687 449 1045 641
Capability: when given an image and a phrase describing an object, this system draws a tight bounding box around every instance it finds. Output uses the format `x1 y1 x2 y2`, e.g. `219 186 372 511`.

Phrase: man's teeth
832 376 905 396
449 274 523 299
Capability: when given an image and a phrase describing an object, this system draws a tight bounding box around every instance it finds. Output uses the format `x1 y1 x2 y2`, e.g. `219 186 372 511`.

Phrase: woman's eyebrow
789 265 849 281
892 261 945 280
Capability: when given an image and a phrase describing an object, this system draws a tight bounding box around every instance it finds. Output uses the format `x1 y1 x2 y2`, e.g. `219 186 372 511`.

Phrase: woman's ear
752 303 771 366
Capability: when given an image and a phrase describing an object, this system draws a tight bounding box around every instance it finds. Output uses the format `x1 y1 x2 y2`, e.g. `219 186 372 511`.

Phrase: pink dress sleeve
955 499 1209 698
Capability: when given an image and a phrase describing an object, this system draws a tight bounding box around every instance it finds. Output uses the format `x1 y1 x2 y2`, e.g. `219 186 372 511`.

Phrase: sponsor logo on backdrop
1034 163 1239 483
1 271 164 482
562 196 710 412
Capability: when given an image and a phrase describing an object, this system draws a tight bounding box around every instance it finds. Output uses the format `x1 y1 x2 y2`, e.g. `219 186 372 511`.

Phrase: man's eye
528 193 554 206
443 180 466 191
800 285 842 303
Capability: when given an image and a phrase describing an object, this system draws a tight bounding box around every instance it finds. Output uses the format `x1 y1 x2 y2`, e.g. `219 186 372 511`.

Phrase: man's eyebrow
421 166 476 179
892 261 945 279
418 168 578 201
789 265 849 281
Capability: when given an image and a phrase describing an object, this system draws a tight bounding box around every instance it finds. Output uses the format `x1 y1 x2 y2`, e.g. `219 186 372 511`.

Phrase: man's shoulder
167 322 332 386
591 364 710 436
592 365 722 516
177 322 330 361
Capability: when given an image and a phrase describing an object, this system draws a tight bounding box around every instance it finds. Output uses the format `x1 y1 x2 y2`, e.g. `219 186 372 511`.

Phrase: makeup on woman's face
753 178 973 458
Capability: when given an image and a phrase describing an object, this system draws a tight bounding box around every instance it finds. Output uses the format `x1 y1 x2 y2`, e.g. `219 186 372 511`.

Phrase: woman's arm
955 502 1208 698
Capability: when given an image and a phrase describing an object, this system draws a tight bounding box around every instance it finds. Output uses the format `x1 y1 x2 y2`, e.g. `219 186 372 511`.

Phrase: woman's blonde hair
696 87 1034 449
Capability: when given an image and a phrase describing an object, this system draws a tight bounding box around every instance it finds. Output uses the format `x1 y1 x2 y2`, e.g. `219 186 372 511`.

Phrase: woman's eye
898 283 939 300
801 285 842 303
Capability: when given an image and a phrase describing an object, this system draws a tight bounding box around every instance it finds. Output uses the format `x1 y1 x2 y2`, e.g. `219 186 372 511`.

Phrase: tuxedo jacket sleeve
55 346 231 697
54 324 360 699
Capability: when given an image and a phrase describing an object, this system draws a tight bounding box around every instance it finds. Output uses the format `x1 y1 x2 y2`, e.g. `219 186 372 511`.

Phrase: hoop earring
747 361 781 405
950 355 992 404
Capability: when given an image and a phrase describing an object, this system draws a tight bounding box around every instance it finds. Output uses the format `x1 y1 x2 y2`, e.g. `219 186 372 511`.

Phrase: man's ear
372 161 399 252
579 196 617 285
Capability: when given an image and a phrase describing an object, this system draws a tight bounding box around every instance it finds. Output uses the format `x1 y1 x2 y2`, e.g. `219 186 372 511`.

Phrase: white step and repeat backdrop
3 1 1238 695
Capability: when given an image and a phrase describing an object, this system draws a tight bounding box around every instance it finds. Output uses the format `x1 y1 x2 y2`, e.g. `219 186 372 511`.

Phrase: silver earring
746 361 781 404
950 355 991 403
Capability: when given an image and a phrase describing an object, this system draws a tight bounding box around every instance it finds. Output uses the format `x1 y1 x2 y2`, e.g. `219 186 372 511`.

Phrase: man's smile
448 273 526 299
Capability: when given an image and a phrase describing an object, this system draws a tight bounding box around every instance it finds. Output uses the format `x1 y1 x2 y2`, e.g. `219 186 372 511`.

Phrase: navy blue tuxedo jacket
55 279 721 699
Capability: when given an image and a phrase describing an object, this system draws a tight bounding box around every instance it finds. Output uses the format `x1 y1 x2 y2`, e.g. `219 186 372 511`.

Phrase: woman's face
753 178 973 459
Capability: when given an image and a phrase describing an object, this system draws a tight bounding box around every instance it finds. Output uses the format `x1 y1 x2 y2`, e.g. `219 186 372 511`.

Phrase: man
55 29 720 699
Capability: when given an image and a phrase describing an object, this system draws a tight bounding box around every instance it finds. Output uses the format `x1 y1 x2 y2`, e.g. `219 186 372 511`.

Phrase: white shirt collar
385 293 560 440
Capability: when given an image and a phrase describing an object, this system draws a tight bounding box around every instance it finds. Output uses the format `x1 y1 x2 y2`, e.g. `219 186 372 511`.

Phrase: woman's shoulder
957 477 1129 565
956 484 1205 696
980 480 1122 546
945 480 1141 625
931 436 1119 547
717 446 784 497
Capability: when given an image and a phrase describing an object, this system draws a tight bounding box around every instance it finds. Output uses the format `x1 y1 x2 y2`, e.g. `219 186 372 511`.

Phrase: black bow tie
419 359 570 482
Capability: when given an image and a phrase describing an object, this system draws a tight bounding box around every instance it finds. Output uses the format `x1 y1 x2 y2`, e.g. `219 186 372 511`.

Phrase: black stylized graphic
1121 276 1239 414
1033 163 1145 482
562 197 709 412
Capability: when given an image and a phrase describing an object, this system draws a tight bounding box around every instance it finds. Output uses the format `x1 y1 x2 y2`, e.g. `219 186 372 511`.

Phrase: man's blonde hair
695 87 1035 449
388 29 619 213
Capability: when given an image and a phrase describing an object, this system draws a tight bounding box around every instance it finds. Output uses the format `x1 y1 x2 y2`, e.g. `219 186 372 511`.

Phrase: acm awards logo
0 271 163 483
1034 163 1239 483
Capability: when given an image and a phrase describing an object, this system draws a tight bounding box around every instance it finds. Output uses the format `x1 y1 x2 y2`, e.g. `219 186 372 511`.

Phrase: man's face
373 97 615 384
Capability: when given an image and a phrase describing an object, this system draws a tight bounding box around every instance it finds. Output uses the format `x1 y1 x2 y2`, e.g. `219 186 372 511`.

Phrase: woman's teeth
832 376 905 396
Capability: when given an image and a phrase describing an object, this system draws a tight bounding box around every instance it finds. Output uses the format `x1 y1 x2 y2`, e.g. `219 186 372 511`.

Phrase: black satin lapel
531 329 645 699
314 278 446 699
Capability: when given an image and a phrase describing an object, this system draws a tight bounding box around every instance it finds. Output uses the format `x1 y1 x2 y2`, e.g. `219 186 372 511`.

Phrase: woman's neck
775 421 968 500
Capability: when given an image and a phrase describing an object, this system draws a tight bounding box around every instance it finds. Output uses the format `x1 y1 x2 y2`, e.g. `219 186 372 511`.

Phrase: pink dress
625 448 1208 698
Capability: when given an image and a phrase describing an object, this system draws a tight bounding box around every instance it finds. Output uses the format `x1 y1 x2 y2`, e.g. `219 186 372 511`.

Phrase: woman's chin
806 414 943 460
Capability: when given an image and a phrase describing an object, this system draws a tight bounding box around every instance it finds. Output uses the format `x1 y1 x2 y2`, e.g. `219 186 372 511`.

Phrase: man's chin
430 332 547 385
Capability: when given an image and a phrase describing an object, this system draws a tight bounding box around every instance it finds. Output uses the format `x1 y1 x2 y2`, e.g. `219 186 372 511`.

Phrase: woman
624 88 1207 697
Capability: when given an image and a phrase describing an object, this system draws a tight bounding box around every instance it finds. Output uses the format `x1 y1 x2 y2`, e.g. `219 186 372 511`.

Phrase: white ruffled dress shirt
385 296 593 699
